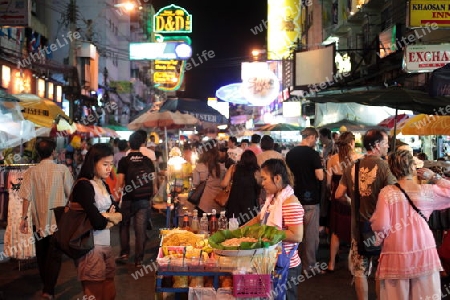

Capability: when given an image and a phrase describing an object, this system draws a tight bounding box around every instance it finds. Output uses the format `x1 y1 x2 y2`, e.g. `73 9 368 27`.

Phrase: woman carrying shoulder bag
371 149 450 299
71 143 121 300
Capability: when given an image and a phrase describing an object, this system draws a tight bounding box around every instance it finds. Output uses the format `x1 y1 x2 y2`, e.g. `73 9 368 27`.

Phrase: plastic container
232 274 271 298
228 214 239 230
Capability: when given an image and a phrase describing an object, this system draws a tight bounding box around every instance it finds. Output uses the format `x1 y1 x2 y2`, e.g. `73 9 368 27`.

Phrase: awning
302 86 450 115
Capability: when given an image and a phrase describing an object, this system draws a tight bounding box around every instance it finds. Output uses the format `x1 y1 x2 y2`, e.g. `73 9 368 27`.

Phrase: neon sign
154 4 192 33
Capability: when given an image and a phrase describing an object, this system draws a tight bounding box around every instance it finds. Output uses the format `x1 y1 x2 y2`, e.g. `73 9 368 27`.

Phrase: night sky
152 0 267 100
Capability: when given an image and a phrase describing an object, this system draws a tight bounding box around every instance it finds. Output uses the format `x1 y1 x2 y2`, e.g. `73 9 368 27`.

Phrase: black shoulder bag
355 159 382 257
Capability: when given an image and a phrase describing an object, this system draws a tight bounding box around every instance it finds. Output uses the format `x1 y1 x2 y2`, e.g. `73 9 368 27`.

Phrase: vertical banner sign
409 0 450 28
267 0 301 60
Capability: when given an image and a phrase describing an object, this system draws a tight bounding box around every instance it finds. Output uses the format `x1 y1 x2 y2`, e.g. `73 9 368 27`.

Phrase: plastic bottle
199 213 209 235
191 209 199 234
209 209 218 234
218 211 228 231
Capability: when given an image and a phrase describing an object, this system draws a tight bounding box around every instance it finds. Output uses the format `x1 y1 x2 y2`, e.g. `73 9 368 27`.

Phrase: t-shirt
285 146 323 205
282 199 304 268
117 152 156 201
227 147 243 163
340 155 396 239
126 147 156 161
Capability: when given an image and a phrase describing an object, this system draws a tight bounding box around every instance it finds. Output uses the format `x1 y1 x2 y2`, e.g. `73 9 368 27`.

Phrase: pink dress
371 179 450 279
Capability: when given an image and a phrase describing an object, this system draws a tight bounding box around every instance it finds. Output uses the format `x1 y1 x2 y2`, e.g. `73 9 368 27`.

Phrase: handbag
354 160 381 257
214 165 235 206
188 176 208 206
53 178 94 260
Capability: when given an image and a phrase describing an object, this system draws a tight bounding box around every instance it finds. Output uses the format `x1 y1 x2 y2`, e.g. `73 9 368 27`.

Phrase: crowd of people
10 126 450 300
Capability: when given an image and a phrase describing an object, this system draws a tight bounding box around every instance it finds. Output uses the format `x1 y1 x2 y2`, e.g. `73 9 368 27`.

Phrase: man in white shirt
227 136 243 164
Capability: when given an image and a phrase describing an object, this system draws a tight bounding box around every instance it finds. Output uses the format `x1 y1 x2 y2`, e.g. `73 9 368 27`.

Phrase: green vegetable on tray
208 224 286 250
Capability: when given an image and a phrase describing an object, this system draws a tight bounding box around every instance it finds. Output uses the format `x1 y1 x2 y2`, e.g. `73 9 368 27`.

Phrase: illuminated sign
409 0 450 28
153 60 185 91
129 42 192 60
154 4 192 33
267 0 301 60
404 44 450 73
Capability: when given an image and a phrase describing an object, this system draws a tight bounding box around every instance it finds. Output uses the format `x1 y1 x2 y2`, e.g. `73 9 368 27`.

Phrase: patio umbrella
394 114 450 136
256 123 303 141
159 98 228 125
13 93 73 129
128 110 199 162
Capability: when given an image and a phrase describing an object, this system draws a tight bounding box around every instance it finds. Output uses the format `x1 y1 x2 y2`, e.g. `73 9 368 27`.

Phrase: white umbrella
128 110 199 162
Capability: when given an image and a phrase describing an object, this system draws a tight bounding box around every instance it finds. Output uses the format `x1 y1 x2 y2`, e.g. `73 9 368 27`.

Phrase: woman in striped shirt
244 158 304 300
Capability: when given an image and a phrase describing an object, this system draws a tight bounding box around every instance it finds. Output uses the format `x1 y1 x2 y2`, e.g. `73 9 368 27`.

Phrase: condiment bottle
182 211 190 230
209 209 218 234
191 209 199 233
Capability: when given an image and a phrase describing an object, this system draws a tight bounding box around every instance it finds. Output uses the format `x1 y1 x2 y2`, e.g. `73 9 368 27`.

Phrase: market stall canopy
127 110 199 130
317 119 386 132
394 114 450 136
257 123 303 132
159 98 228 124
377 114 412 129
304 86 450 115
13 94 73 129
0 100 36 149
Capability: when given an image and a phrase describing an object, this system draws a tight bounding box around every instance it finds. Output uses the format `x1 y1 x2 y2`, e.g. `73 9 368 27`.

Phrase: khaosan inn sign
154 4 192 33
409 0 450 28
404 44 450 73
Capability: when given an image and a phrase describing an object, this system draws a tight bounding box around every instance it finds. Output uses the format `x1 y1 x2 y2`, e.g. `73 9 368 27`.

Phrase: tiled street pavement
0 211 381 300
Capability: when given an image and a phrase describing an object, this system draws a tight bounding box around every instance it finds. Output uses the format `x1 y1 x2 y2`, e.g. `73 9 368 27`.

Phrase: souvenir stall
155 224 284 300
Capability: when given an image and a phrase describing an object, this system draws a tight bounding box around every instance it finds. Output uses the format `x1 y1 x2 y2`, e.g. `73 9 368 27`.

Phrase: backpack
123 153 155 200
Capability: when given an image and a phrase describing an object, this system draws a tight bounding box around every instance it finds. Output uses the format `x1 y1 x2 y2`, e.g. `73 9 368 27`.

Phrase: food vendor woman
243 159 304 300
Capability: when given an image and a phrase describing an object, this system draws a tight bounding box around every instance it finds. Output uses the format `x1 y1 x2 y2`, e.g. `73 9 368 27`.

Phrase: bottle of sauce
209 209 218 234
191 209 199 234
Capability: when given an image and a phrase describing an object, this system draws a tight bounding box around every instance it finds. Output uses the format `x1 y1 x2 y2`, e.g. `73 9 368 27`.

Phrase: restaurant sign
409 0 450 28
154 4 192 33
404 44 450 73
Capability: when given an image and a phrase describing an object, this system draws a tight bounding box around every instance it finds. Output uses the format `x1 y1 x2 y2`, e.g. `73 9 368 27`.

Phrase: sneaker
115 254 129 263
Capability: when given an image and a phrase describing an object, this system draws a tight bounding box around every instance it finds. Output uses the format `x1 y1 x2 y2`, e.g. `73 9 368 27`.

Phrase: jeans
299 204 320 271
34 233 62 295
287 265 300 300
119 200 149 263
